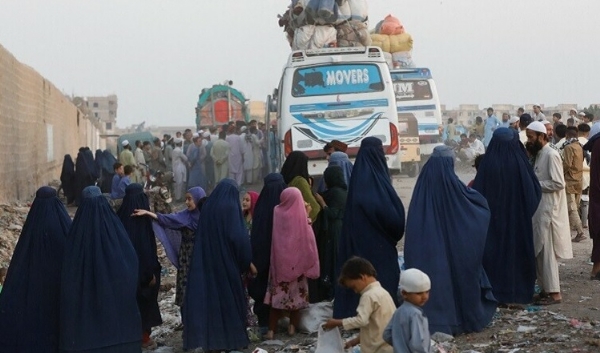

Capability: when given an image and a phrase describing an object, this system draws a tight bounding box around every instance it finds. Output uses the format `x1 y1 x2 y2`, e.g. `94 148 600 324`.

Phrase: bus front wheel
407 163 420 178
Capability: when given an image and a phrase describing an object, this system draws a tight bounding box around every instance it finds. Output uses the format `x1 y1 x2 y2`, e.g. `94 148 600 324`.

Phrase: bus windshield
292 63 384 97
391 79 433 101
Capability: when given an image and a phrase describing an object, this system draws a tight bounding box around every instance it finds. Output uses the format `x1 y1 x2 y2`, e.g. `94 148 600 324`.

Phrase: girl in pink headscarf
242 191 260 235
264 187 320 339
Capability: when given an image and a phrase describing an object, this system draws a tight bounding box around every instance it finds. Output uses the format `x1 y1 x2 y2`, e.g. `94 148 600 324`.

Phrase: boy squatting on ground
323 257 396 353
383 268 432 353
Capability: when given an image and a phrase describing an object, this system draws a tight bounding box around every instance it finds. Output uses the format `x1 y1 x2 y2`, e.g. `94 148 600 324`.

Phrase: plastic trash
516 325 537 333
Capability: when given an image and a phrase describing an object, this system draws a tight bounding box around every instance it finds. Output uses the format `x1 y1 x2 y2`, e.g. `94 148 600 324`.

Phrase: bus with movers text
269 46 401 176
390 68 443 174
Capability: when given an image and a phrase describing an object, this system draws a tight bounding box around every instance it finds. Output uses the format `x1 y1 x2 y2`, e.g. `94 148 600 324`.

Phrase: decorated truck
195 83 250 129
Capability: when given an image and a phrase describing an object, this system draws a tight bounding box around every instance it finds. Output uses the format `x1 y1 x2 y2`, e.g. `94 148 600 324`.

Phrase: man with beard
526 121 573 305
542 120 564 159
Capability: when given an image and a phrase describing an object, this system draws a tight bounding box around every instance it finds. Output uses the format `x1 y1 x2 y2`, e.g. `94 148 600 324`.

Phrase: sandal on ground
590 272 600 281
532 292 549 301
534 297 562 306
572 233 587 242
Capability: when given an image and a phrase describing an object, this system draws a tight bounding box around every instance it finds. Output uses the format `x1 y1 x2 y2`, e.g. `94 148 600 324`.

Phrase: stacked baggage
277 0 370 50
370 15 414 68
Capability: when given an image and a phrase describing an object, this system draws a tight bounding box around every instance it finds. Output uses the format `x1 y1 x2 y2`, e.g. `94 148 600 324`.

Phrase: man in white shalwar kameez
211 131 230 184
226 127 245 186
240 127 254 185
526 121 573 305
171 138 189 202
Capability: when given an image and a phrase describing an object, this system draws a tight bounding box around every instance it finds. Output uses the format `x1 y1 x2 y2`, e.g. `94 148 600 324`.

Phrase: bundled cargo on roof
277 0 370 50
370 14 415 68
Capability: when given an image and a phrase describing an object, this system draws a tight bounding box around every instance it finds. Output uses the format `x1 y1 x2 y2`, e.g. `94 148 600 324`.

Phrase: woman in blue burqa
316 151 353 193
404 145 497 335
100 150 118 193
0 187 71 352
472 128 542 304
60 186 141 352
133 187 206 311
74 147 98 206
247 173 287 334
60 154 77 205
183 179 253 352
117 184 163 350
333 137 405 318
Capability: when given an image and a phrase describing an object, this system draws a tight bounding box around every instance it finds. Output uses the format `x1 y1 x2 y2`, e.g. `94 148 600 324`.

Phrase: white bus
271 46 401 175
389 68 443 161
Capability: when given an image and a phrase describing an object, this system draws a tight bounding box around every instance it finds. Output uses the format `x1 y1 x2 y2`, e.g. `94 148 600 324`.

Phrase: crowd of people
0 110 599 352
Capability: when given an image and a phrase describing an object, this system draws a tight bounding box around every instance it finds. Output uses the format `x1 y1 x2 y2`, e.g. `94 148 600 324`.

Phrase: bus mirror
269 99 278 113
272 88 279 97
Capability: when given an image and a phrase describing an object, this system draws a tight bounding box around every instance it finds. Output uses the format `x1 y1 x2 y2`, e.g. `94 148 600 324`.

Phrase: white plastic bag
336 0 352 24
315 326 345 353
392 51 414 68
293 25 316 50
348 0 368 21
298 301 333 333
311 25 337 48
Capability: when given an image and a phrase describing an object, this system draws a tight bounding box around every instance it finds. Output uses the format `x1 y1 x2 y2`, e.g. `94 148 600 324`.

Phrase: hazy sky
1 0 598 127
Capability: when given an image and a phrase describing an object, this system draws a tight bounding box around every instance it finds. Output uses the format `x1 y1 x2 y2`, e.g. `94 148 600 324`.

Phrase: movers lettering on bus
273 47 401 176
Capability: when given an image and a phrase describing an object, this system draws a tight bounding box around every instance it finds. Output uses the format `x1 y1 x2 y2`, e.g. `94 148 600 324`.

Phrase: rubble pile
0 203 30 267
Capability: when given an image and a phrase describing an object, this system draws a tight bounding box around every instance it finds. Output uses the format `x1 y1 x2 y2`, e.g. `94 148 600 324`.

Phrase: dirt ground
147 170 600 353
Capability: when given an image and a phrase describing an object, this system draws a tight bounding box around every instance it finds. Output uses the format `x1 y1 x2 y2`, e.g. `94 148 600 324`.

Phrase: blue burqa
60 186 141 353
74 148 97 206
183 179 252 351
472 128 541 304
247 173 287 327
334 137 405 318
152 187 205 268
60 154 76 204
117 184 163 333
100 150 117 193
405 146 497 336
0 187 71 353
317 151 353 192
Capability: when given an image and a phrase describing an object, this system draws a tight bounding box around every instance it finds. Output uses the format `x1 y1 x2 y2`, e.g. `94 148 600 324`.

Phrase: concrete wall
0 44 104 202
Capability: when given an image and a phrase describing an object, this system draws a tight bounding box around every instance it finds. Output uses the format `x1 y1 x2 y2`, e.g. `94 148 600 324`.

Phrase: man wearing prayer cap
119 139 138 179
525 121 572 305
508 116 520 131
568 108 579 124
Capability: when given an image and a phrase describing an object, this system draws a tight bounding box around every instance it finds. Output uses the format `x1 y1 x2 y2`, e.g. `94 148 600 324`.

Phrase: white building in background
85 95 118 134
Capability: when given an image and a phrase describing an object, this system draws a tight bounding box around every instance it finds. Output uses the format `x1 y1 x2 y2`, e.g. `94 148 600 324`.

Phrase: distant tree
584 104 600 117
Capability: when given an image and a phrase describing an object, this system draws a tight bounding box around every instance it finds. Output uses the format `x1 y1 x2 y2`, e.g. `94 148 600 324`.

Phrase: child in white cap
383 268 431 353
